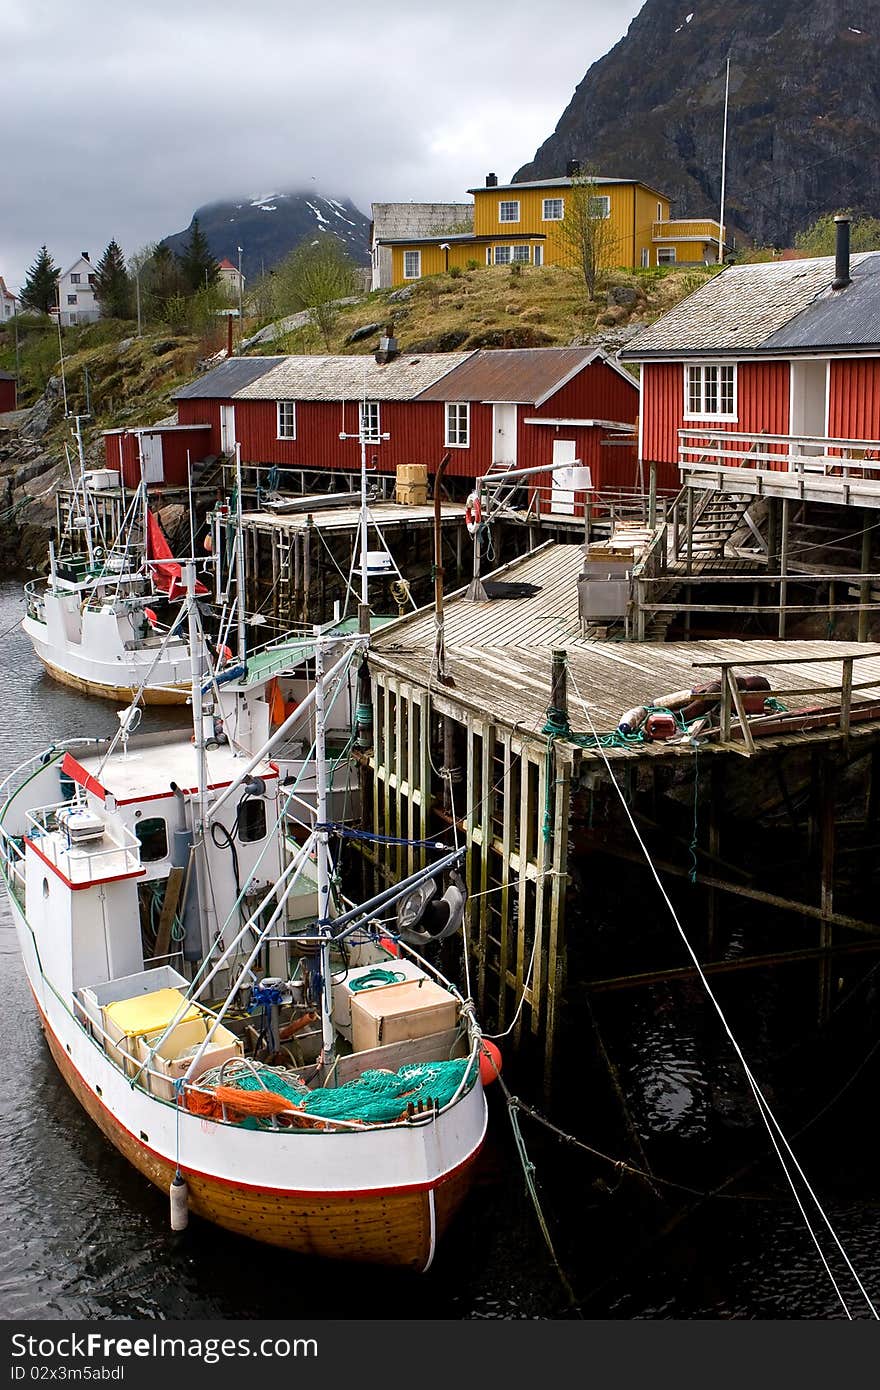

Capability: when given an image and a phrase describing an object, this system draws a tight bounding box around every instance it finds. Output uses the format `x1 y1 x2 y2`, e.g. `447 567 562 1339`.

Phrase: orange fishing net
184 1086 297 1122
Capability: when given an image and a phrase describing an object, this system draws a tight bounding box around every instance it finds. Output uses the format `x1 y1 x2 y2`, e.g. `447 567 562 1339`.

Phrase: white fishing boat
0 570 489 1269
21 416 207 704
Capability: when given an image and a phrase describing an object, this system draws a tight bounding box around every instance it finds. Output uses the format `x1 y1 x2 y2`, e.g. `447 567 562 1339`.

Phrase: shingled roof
232 352 475 402
620 253 878 360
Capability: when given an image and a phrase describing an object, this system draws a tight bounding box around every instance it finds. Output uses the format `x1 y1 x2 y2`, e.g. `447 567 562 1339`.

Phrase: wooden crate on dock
395 464 428 505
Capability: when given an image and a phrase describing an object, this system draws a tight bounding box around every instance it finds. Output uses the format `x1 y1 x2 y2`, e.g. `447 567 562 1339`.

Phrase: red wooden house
170 346 639 512
621 220 880 511
102 423 214 488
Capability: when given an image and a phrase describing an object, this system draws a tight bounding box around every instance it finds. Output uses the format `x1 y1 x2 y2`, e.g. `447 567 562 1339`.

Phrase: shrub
449 264 463 279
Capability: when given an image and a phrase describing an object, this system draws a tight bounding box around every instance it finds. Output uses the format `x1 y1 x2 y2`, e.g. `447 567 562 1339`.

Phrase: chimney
566 159 581 178
375 320 398 365
486 172 498 187
81 251 90 262
832 214 851 290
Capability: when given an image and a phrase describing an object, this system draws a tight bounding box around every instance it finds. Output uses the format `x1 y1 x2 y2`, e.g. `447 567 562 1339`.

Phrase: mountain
514 0 880 248
161 191 371 281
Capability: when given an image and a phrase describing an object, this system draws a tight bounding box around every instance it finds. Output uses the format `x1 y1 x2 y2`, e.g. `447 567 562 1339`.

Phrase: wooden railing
679 428 880 478
653 219 724 242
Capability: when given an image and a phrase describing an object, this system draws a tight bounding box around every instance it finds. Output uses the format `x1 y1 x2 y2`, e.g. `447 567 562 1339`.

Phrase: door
139 433 163 483
789 360 827 463
220 404 236 454
492 404 517 468
550 439 578 515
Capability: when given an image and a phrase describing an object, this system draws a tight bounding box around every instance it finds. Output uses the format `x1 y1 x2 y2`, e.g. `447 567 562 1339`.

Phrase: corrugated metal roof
172 356 285 399
233 352 475 402
620 254 876 359
416 348 614 404
762 253 880 351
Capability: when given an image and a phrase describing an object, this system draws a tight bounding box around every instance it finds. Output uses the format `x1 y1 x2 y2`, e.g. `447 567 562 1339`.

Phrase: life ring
465 491 482 536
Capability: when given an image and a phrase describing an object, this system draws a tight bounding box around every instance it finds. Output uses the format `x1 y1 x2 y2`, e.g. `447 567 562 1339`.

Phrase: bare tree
556 173 616 298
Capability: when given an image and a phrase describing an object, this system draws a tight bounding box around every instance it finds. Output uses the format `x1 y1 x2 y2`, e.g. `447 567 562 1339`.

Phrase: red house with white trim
170 346 639 514
621 225 880 510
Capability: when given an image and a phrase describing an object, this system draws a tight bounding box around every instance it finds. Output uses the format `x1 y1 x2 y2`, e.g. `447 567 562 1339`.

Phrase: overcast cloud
2 0 643 291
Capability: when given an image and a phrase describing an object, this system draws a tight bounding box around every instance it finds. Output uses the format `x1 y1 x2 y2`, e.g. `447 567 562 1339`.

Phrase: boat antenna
55 287 69 417
718 51 731 265
73 415 96 569
338 363 390 635
185 561 213 960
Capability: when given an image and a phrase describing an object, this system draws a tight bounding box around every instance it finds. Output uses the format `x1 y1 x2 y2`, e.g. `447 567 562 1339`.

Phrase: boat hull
35 653 190 706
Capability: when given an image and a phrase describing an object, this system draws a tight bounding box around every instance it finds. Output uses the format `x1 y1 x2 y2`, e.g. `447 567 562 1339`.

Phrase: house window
70 273 81 285
657 247 676 264
512 245 530 263
657 202 663 221
67 294 77 304
88 274 97 287
486 247 492 265
588 195 611 219
641 247 649 268
445 402 470 448
360 401 381 442
534 245 543 267
403 250 421 279
277 400 296 439
135 817 168 863
68 313 78 325
498 200 520 223
542 198 564 220
493 246 512 265
685 364 737 419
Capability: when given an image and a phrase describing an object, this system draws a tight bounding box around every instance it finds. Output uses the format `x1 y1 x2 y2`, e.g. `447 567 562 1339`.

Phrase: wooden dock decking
372 543 880 756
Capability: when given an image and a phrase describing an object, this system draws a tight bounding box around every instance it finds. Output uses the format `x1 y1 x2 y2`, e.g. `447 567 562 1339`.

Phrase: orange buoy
378 935 401 958
479 1039 502 1086
203 534 213 551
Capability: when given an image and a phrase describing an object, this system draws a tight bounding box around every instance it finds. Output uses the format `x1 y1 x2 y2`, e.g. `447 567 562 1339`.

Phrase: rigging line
566 662 878 1321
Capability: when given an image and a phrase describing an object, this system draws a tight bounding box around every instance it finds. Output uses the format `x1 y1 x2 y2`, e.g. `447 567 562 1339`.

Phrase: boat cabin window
135 816 168 863
237 798 267 844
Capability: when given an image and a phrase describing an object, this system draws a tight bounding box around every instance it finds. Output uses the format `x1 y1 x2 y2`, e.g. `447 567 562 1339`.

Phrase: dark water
1 577 879 1321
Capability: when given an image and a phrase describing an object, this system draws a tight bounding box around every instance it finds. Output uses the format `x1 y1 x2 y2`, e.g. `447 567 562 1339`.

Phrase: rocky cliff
514 0 880 247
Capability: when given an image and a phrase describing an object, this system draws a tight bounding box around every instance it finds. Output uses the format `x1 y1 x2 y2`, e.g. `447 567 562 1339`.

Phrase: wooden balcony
652 219 725 243
678 428 880 510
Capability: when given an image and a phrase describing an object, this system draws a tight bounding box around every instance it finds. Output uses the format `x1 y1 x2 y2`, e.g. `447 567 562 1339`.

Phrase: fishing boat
0 568 488 1268
21 415 208 704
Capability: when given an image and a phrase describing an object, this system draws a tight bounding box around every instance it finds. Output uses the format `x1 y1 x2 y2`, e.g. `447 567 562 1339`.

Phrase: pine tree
94 239 133 318
19 244 60 314
176 218 219 294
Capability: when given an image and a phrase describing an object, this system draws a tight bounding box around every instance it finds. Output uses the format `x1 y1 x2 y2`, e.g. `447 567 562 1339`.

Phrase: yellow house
380 171 725 284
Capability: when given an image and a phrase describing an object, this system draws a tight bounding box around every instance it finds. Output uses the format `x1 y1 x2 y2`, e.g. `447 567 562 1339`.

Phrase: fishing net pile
184 1057 471 1128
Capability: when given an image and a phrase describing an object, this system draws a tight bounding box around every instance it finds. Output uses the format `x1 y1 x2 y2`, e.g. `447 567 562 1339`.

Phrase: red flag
145 509 208 598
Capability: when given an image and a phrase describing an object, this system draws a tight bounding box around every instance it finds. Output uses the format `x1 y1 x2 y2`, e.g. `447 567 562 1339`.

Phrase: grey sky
2 0 643 292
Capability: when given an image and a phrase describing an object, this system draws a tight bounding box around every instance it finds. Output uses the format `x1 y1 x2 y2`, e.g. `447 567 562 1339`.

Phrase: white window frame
403 249 421 280
542 198 564 221
512 245 530 263
70 273 81 285
445 402 470 448
486 247 492 266
684 363 738 421
277 400 296 439
67 294 77 305
498 200 520 223
641 247 649 268
657 202 663 221
534 245 543 267
493 245 512 265
588 195 611 219
360 400 381 443
657 247 676 264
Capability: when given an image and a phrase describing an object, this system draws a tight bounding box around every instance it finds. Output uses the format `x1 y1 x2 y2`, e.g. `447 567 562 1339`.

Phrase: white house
217 258 245 302
57 253 100 326
0 276 16 321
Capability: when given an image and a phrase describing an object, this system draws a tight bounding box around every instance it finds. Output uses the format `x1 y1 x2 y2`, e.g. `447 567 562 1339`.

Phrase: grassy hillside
0 263 719 456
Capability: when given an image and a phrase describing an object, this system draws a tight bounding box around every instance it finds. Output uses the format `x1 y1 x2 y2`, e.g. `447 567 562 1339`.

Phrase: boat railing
25 801 142 882
0 740 94 827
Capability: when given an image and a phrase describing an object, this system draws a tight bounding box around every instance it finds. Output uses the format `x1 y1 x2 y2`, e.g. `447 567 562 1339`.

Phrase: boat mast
73 415 96 569
234 442 247 667
313 633 335 1064
185 561 212 960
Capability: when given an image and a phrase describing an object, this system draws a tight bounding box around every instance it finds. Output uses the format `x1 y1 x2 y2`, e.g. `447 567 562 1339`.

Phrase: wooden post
778 497 790 639
720 670 732 743
648 461 657 530
685 487 694 576
767 497 778 571
672 493 680 562
818 756 836 1024
841 656 853 742
858 509 872 642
